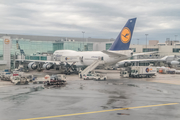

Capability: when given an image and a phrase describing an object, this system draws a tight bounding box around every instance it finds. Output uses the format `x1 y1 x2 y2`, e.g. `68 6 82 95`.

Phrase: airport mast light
82 31 85 51
137 39 139 45
145 34 148 48
175 35 177 40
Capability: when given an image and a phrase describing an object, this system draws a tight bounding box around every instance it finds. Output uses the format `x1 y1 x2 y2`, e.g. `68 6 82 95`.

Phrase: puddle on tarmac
127 84 139 87
0 86 45 105
109 95 127 99
117 113 130 115
44 84 66 89
101 106 109 109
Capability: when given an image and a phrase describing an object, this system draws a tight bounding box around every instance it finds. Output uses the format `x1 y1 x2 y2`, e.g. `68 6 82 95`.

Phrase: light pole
145 34 148 48
82 31 85 51
175 35 177 41
137 39 139 45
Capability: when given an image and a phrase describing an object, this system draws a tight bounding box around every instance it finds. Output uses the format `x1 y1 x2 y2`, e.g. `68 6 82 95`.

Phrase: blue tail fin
109 18 136 51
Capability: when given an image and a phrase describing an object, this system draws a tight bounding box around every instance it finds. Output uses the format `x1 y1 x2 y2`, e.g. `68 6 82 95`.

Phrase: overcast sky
0 0 180 44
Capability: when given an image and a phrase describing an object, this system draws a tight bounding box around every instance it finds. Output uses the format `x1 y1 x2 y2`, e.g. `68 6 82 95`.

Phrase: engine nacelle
171 61 179 65
28 62 37 70
43 63 53 70
117 61 131 67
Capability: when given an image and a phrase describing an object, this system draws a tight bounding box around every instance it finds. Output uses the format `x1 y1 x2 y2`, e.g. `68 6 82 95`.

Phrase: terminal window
129 48 136 52
53 43 64 51
143 48 159 52
139 63 149 66
106 43 112 50
173 48 180 53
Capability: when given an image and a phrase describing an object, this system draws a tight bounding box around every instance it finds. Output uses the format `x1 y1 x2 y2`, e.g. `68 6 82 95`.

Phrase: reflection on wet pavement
0 78 180 120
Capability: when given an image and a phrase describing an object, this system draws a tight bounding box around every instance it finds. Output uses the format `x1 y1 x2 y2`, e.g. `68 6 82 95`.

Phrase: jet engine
43 63 53 70
117 61 131 67
171 61 179 65
28 62 37 70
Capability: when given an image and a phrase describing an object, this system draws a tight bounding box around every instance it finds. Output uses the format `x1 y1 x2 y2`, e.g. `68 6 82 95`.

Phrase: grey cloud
0 0 180 44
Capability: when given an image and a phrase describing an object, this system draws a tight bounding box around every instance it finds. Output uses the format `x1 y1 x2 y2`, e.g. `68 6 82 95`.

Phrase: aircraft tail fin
109 18 136 51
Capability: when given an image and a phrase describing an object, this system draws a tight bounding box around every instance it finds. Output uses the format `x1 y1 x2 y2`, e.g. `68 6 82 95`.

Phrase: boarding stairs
81 60 104 75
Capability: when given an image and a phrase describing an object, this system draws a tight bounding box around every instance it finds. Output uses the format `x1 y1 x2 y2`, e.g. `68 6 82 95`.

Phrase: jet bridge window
106 43 112 50
173 48 180 53
131 62 135 66
129 48 136 52
143 48 158 52
139 63 149 66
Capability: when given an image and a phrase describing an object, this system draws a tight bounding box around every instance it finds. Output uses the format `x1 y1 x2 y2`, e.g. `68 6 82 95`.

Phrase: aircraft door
101 57 104 61
81 56 83 62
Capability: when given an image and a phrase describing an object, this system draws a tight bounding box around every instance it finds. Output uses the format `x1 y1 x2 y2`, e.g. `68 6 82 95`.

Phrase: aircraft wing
102 50 127 57
15 59 61 64
133 51 158 56
120 59 165 63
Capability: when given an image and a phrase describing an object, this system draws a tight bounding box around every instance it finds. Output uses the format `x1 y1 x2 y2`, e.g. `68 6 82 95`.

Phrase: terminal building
0 34 114 70
0 34 179 70
130 40 180 56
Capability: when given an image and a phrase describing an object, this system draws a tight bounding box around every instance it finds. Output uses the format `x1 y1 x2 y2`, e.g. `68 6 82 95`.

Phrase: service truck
130 66 156 78
11 76 29 85
43 74 66 85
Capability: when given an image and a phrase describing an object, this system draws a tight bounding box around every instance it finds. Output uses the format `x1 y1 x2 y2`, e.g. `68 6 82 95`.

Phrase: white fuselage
53 50 132 67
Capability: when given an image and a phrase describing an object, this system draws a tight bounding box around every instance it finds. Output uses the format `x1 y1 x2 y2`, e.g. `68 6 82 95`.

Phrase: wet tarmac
0 76 180 120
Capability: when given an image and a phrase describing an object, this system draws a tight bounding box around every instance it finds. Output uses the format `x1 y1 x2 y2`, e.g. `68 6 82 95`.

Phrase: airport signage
4 39 10 44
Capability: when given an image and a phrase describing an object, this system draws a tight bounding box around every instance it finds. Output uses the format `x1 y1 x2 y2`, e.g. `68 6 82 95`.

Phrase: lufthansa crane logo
4 39 10 44
121 27 131 43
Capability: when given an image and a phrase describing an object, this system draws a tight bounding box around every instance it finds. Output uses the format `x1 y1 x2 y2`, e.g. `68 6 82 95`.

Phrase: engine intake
28 62 37 70
43 63 53 70
117 61 131 67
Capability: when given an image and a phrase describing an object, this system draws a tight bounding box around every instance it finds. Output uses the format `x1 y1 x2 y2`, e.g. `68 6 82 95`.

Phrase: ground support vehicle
11 76 29 85
94 73 107 81
82 73 95 80
0 71 11 81
130 66 156 78
120 67 131 78
44 74 66 86
120 71 129 78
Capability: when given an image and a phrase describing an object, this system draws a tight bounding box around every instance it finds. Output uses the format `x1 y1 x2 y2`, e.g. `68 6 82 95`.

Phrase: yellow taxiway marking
20 103 179 120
